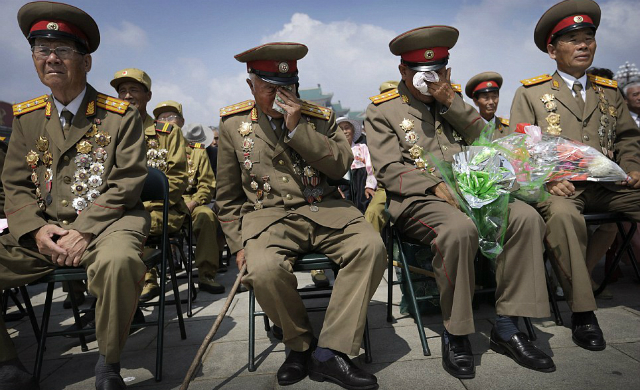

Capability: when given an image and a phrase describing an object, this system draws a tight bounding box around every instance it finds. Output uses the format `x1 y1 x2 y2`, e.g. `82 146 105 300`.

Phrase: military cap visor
153 100 183 118
534 0 601 52
465 72 503 99
235 42 308 85
18 1 100 53
389 26 458 72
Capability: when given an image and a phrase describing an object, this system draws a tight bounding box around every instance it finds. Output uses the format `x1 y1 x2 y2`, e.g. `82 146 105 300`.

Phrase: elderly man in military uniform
111 70 189 301
0 3 149 389
217 42 386 389
365 26 554 379
509 0 640 352
465 72 510 138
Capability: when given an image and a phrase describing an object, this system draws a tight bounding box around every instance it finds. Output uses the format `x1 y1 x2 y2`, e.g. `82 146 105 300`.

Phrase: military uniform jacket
510 71 640 177
2 84 148 244
365 81 485 220
183 143 215 206
142 115 190 217
217 101 363 254
492 116 510 139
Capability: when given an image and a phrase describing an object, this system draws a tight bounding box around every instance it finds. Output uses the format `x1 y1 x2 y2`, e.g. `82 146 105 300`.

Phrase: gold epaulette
13 94 48 116
301 101 331 120
588 74 618 89
96 93 129 115
369 89 399 105
220 100 255 117
451 84 462 93
155 121 173 133
520 74 552 87
499 117 510 126
190 142 205 149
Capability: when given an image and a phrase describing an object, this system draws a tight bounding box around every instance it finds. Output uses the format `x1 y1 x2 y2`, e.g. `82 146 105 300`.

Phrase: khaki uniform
364 185 388 233
493 116 510 139
183 143 219 277
142 115 189 234
0 85 149 364
217 101 386 355
365 82 550 335
509 71 640 312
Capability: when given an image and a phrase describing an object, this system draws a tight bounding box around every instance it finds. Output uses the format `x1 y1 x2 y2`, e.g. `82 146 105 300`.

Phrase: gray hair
623 81 640 98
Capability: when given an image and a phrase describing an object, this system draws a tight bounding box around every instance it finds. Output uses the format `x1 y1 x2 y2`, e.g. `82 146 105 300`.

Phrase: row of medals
26 121 111 212
146 137 169 171
541 88 617 158
186 148 196 192
238 118 322 212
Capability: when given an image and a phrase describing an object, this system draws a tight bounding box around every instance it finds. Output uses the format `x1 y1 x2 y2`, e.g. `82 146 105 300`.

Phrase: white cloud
102 21 149 49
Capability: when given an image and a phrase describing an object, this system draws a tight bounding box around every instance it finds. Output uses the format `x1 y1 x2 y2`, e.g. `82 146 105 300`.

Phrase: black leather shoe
272 325 283 341
277 345 315 386
95 376 126 390
308 352 377 390
441 333 475 379
572 314 606 351
490 328 555 372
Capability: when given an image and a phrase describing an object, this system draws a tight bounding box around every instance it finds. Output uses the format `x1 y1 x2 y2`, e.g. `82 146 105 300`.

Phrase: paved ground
4 259 640 390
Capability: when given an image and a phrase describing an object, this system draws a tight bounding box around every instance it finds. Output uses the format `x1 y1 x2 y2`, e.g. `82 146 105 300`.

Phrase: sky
1 0 639 127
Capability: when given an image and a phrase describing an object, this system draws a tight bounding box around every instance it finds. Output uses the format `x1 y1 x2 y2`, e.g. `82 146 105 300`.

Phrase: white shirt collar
631 111 639 124
481 116 496 125
53 86 87 118
557 70 587 98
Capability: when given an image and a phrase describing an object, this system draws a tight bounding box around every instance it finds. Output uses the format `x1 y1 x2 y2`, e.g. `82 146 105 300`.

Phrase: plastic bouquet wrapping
434 143 517 259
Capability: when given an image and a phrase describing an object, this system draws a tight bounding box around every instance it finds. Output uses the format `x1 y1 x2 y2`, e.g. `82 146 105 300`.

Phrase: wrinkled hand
430 182 459 209
275 87 302 131
235 248 246 271
546 180 575 196
365 188 376 199
186 200 199 213
34 224 68 262
428 67 455 108
622 171 640 189
57 230 92 267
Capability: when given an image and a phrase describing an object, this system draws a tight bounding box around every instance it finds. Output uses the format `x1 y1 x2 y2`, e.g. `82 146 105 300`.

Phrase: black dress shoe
272 325 283 341
441 333 475 379
572 314 606 351
490 328 555 372
277 345 315 386
308 352 377 390
95 376 126 390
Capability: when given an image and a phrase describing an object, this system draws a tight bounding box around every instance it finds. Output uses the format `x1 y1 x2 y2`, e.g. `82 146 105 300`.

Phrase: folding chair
248 253 372 372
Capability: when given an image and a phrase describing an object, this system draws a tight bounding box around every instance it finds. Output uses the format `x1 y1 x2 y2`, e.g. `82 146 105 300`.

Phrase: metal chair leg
595 222 637 296
248 289 256 372
65 281 88 352
385 227 394 323
523 317 537 341
18 286 40 340
363 318 372 363
34 282 55 381
544 259 563 326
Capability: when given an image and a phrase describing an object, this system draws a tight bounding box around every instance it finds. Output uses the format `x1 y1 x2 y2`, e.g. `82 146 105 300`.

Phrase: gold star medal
26 150 39 168
400 118 415 132
546 113 560 126
238 122 253 136
41 151 53 166
409 144 424 159
36 136 49 152
85 124 98 138
76 140 93 154
94 131 111 147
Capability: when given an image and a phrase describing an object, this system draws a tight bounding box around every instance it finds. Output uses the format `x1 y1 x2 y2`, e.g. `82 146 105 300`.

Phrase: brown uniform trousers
217 101 386 355
510 71 640 312
366 82 550 335
0 85 149 364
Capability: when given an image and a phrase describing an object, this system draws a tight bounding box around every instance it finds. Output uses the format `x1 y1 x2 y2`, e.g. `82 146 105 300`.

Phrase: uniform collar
557 69 587 91
481 115 496 125
53 86 87 118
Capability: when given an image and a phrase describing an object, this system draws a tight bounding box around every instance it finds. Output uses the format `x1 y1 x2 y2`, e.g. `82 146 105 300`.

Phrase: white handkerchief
413 71 439 96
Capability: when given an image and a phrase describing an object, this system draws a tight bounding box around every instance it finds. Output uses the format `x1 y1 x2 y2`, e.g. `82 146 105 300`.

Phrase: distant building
299 84 333 107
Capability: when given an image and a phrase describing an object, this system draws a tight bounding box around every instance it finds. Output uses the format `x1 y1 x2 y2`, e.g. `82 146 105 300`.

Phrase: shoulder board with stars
301 101 331 120
220 100 255 117
520 74 552 87
588 74 618 89
498 117 510 126
369 89 399 105
96 93 129 115
451 84 462 94
189 142 205 149
155 121 173 133
13 94 49 117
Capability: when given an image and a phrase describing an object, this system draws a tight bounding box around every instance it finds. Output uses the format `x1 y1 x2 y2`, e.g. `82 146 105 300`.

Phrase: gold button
583 135 589 141
436 128 442 135
278 160 285 166
282 177 289 183
63 155 70 162
62 220 69 225
285 194 293 200
61 200 68 207
442 145 448 151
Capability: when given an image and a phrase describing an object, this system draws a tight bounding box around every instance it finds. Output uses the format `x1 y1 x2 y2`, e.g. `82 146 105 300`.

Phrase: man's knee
438 217 478 247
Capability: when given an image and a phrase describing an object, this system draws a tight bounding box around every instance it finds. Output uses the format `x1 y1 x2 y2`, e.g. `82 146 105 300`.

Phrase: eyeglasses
159 115 180 121
31 46 85 60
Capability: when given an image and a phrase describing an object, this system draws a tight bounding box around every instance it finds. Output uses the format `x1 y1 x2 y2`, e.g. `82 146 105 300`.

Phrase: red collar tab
400 47 449 64
547 15 594 45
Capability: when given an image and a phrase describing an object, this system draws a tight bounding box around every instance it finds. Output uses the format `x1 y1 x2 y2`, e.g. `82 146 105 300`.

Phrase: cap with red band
465 72 503 99
235 42 308 85
534 0 600 53
389 26 458 72
18 1 100 53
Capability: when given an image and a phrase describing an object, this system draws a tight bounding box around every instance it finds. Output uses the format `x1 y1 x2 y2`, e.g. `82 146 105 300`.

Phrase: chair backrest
141 167 169 203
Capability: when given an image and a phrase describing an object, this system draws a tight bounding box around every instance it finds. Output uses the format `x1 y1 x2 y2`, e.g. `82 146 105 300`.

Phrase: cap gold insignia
47 22 59 30
487 82 493 87
424 50 435 60
574 15 584 23
278 62 290 73
36 136 49 152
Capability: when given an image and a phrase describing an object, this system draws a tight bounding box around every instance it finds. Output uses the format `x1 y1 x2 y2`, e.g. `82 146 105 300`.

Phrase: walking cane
180 264 247 390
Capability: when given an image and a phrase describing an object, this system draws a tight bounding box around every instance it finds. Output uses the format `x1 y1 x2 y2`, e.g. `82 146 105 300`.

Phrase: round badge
486 82 493 87
424 50 435 60
278 62 290 73
47 22 59 30
574 15 584 23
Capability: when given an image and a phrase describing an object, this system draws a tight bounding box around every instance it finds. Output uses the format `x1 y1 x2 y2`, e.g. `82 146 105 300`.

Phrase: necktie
61 110 74 138
572 82 585 114
272 118 284 139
